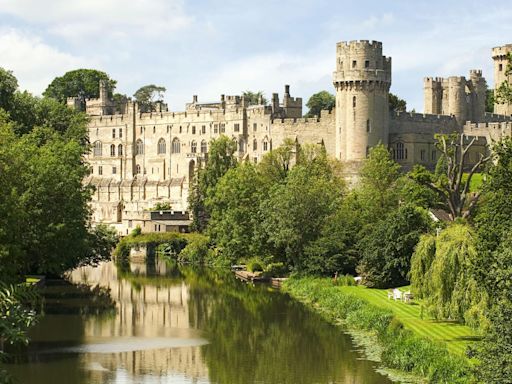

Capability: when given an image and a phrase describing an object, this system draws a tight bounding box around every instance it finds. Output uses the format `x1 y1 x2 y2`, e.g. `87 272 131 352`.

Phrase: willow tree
409 224 487 328
410 133 490 220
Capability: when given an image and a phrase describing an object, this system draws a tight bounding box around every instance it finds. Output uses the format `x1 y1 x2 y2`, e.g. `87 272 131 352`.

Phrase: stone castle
78 40 512 234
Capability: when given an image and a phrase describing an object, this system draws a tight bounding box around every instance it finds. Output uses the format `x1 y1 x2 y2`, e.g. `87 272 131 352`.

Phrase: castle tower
492 44 512 115
447 76 468 124
333 40 391 162
424 77 443 115
99 79 109 102
469 69 486 122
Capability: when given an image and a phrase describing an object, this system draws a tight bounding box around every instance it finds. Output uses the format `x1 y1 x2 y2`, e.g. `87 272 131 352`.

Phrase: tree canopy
242 91 267 106
305 91 335 118
133 84 166 112
389 92 407 112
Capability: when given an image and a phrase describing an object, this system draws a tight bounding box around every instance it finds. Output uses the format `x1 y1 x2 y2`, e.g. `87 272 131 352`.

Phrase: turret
333 40 391 161
469 70 486 122
492 44 512 115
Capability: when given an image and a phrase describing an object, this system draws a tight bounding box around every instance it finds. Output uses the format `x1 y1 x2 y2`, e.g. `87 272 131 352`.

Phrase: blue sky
0 0 511 112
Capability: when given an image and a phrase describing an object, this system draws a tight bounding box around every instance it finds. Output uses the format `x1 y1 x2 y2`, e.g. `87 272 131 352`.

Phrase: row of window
339 59 376 69
391 142 437 162
136 123 242 135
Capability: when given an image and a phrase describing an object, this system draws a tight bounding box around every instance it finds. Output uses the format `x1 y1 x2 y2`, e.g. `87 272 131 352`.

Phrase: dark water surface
3 259 394 383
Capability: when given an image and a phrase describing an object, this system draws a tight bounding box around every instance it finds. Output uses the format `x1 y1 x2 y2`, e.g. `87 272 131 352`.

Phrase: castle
78 40 512 235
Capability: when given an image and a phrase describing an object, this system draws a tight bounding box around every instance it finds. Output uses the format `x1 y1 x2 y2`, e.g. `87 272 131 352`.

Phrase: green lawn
339 285 480 356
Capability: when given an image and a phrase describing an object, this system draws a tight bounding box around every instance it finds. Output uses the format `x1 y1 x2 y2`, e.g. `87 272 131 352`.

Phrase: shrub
246 258 264 272
178 234 212 264
263 262 288 277
333 274 356 286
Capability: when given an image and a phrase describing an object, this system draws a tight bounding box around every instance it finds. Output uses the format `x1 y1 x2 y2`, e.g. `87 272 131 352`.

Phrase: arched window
136 139 144 155
191 140 197 153
93 141 102 157
118 144 123 156
109 144 115 157
253 139 257 150
201 140 207 153
263 138 269 151
396 142 405 160
157 138 166 154
136 164 141 174
172 138 180 154
353 96 357 108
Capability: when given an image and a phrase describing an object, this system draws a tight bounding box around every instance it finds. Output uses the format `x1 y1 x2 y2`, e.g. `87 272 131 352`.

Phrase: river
3 258 394 383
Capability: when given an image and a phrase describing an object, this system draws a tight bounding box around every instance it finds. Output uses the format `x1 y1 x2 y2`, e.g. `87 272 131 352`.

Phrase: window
192 126 196 134
499 63 503 71
172 138 181 154
136 139 144 155
110 144 115 157
179 126 182 134
157 138 166 154
202 125 206 134
136 164 141 174
191 140 197 153
201 140 207 153
98 166 103 175
253 123 257 132
432 150 436 162
420 149 426 161
140 126 143 134
365 60 369 68
118 144 123 156
112 166 117 175
396 142 405 160
253 139 257 150
234 123 240 132
352 60 357 68
220 123 225 133
153 126 156 134
353 96 356 108
112 129 116 139
119 128 122 138
263 140 268 151
366 119 371 133
93 141 102 157
166 125 170 133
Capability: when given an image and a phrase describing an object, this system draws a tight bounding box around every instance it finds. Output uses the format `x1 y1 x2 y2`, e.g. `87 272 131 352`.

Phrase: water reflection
3 258 393 384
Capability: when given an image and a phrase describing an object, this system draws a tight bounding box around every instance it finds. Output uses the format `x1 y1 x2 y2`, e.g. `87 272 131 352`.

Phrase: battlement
492 44 512 58
271 109 334 125
392 111 457 124
469 69 483 77
337 40 382 50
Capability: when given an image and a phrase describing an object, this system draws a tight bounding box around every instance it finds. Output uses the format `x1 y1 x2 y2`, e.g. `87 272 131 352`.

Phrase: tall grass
283 277 472 383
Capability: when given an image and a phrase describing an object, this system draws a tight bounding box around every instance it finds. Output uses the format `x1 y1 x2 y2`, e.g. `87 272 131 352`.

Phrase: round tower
492 44 512 115
447 76 468 124
469 69 486 122
333 40 391 162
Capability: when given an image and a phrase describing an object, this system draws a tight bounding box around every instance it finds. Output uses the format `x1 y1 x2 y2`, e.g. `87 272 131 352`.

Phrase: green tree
409 133 490 220
389 92 407 112
189 136 238 232
133 84 166 112
356 205 431 288
486 89 495 113
0 68 18 112
43 69 116 108
305 91 335 118
242 90 267 106
257 138 296 185
495 52 512 105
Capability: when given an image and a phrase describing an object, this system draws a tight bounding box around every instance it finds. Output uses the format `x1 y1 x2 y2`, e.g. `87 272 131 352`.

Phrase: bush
333 274 356 286
263 262 288 277
178 234 212 264
246 258 264 272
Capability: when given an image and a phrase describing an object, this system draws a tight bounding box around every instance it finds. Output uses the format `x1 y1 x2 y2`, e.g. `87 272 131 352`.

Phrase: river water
3 259 394 384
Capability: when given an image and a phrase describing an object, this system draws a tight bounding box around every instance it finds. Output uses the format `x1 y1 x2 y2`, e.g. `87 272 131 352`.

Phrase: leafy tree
486 89 494 113
495 52 512 105
305 91 335 117
409 133 490 220
409 224 487 328
133 84 166 112
389 92 407 112
242 90 267 106
0 68 18 111
356 205 431 288
257 138 296 185
43 69 116 109
189 136 238 232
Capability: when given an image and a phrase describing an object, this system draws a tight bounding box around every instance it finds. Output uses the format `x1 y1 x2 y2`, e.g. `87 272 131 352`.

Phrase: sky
0 0 511 113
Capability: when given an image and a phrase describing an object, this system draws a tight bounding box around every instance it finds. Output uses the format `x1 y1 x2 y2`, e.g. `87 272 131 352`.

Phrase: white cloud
0 29 96 94
0 0 193 42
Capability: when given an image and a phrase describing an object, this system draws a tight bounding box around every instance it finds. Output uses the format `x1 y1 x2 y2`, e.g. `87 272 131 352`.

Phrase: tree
409 133 490 220
43 69 116 108
242 90 267 106
0 68 18 112
486 89 495 113
257 138 296 185
189 136 238 232
133 84 166 112
389 92 407 112
356 205 431 288
305 91 335 118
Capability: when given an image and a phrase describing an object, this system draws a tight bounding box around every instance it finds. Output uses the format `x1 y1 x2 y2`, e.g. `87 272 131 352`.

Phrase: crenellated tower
333 40 391 162
493 44 512 116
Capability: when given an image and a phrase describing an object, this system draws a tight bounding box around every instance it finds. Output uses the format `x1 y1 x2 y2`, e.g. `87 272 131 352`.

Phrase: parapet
336 40 382 51
469 69 483 77
392 111 457 123
492 44 512 58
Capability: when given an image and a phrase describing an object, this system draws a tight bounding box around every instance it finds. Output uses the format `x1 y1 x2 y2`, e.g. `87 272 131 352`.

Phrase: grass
339 285 480 356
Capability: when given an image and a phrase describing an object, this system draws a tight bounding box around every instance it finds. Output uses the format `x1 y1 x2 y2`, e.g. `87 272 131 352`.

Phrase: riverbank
283 277 474 384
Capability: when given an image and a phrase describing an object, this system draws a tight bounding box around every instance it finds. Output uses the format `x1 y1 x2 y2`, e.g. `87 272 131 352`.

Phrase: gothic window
157 138 166 154
220 123 225 133
191 140 197 153
136 139 144 155
118 144 123 156
202 125 206 134
263 139 268 151
136 164 141 174
112 129 116 139
119 128 123 138
396 142 405 160
353 96 356 108
192 126 196 134
179 126 182 134
234 123 240 132
499 64 503 71
98 166 103 175
172 138 181 154
110 144 115 157
201 140 207 153
253 139 257 150
214 124 218 134
93 141 102 157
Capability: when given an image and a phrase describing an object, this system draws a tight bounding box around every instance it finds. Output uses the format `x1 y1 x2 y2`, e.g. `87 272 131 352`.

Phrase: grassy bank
283 277 474 383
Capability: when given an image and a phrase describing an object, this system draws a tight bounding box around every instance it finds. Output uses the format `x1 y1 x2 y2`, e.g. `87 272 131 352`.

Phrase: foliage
389 92 407 112
357 205 432 288
0 68 18 112
43 69 116 109
263 262 288 277
257 138 296 185
82 224 119 267
409 133 490 220
410 224 487 328
151 201 172 211
133 84 166 112
494 52 512 105
242 90 267 106
305 91 335 117
178 234 213 264
246 258 264 273
189 136 238 232
485 89 494 113
332 274 356 286
284 278 472 383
